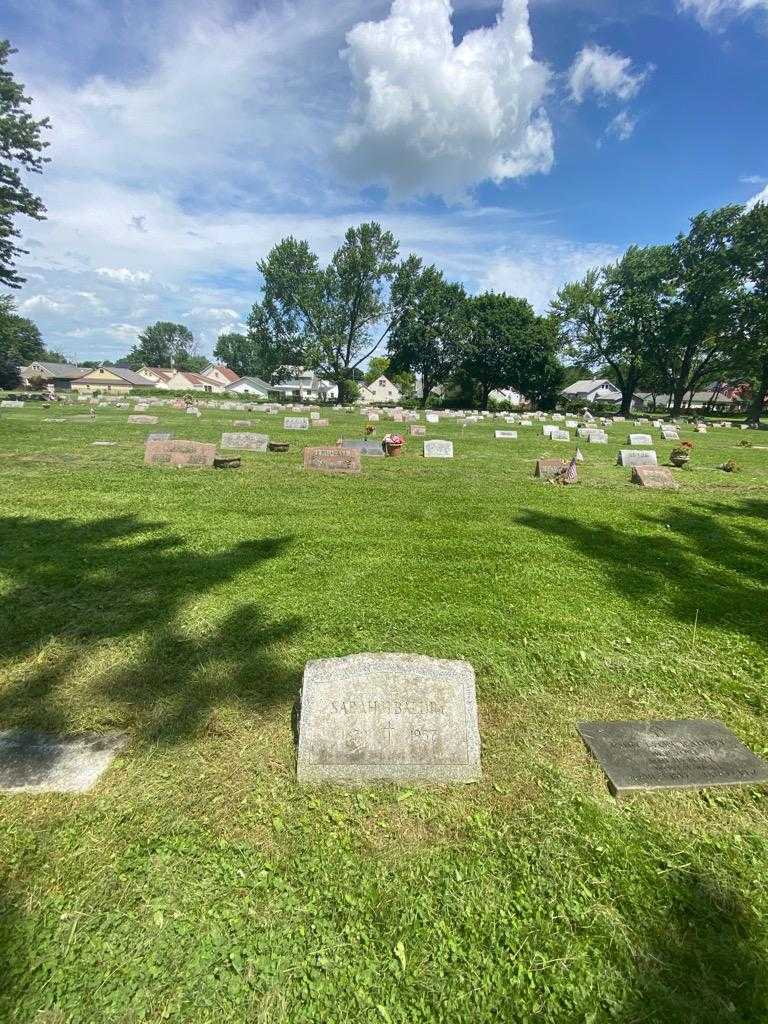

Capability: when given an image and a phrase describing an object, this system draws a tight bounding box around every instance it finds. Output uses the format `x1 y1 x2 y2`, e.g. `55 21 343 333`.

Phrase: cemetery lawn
1 403 768 1024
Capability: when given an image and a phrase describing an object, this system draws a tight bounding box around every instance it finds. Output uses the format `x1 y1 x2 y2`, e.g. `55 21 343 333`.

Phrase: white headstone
618 449 658 467
424 440 453 459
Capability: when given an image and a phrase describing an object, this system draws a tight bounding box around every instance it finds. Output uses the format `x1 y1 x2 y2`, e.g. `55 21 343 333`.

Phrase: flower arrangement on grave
365 424 375 437
718 459 740 473
669 440 693 468
739 438 753 448
382 433 405 457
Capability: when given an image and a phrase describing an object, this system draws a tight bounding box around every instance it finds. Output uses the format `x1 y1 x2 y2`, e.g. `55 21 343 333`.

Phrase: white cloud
606 110 637 142
679 0 768 27
568 45 649 104
337 0 553 199
746 184 768 211
96 267 152 284
741 174 767 185
20 295 68 314
480 240 621 313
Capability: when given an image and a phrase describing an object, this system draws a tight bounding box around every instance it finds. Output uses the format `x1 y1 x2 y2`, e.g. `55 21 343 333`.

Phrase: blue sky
3 0 767 361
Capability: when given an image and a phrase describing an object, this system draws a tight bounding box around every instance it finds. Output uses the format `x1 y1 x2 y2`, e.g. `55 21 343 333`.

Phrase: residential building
137 366 175 386
270 368 336 402
560 379 623 404
489 387 528 407
161 370 225 393
225 376 274 398
202 364 240 387
19 361 89 390
363 375 402 404
71 366 154 393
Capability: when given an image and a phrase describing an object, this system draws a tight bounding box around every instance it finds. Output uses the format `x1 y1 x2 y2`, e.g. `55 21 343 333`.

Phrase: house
489 387 528 408
19 361 89 390
137 366 175 387
161 370 226 393
560 379 623 404
225 376 273 398
71 366 154 393
201 364 240 387
363 375 402 404
270 368 336 402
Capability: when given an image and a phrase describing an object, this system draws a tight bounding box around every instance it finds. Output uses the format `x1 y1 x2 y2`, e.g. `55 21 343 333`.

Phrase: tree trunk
748 358 768 424
619 367 640 417
480 383 491 410
671 384 688 417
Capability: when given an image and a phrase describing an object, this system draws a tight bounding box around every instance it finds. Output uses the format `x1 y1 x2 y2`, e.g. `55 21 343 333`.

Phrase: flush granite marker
0 731 129 793
577 719 768 797
297 653 481 784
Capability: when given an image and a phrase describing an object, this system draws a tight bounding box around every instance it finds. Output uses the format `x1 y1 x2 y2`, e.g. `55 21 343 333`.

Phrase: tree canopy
0 293 42 387
125 322 200 371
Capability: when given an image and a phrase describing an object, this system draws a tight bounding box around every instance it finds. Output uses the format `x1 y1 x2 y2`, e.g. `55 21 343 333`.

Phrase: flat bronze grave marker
577 719 768 797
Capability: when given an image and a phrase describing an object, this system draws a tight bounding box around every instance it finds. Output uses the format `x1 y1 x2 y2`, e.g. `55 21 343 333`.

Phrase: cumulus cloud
337 0 553 199
568 45 649 104
20 295 69 314
96 267 152 284
746 184 768 211
679 0 768 26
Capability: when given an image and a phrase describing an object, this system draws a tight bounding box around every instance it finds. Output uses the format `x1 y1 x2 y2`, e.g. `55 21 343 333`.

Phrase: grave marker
631 466 677 489
424 440 453 459
303 446 362 474
535 459 564 479
410 424 426 436
220 432 269 452
628 434 653 446
0 730 128 793
340 439 385 458
297 654 481 784
577 719 768 797
617 449 658 467
128 415 159 425
284 417 309 430
147 432 173 442
495 430 518 439
144 439 216 468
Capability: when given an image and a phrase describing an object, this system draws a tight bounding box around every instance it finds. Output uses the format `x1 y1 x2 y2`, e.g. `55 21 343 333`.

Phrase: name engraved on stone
144 439 216 468
340 439 385 458
631 466 678 489
577 719 768 797
297 653 481 784
535 458 564 479
617 449 658 467
424 440 453 458
303 446 362 474
128 415 159 425
220 432 269 452
629 433 653 446
495 430 518 439
284 417 309 430
410 425 426 436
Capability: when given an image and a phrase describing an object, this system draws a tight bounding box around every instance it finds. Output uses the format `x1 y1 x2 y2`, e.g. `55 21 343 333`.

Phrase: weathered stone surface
617 449 658 467
495 430 518 439
233 420 251 427
297 653 481 784
551 429 570 441
186 407 201 416
284 417 309 430
0 401 23 408
310 411 321 420
144 439 216 467
303 446 362 474
588 432 608 444
631 466 678 489
535 458 564 479
410 425 426 436
629 433 653 446
424 440 453 458
220 432 269 452
542 425 556 437
0 730 128 793
147 432 173 442
340 439 385 457
128 415 159 425
661 427 679 440
313 418 329 427
425 413 440 424
577 719 768 797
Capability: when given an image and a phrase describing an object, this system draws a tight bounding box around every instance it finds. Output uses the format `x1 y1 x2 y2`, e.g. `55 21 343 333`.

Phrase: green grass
0 401 767 1023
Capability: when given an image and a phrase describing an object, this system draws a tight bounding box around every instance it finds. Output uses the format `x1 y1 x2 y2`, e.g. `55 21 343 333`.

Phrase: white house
202 364 240 387
560 379 623 404
361 375 402 404
138 366 175 387
225 376 273 398
270 368 336 402
160 370 226 393
489 387 527 407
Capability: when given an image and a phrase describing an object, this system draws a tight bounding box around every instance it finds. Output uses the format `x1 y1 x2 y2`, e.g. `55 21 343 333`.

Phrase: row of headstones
3 653 766 797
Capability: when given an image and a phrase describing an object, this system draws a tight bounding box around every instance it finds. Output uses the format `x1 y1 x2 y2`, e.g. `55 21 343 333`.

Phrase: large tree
552 245 674 416
731 199 768 423
214 331 265 379
247 223 422 400
125 321 198 370
1 41 51 288
458 293 561 410
388 266 468 406
0 293 42 387
651 206 742 416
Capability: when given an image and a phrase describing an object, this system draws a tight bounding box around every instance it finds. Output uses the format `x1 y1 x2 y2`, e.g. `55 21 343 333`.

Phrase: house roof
168 370 222 387
226 376 272 391
75 366 153 386
23 361 87 379
141 366 175 381
205 364 240 383
561 379 618 396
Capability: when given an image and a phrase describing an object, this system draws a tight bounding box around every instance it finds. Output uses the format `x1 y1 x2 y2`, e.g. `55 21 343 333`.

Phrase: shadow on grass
620 869 768 1023
0 515 302 744
516 499 768 649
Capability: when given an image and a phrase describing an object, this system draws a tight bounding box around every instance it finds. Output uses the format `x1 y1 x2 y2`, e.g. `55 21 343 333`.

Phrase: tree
364 356 391 383
0 41 51 288
213 332 259 378
0 293 43 387
388 266 468 406
552 245 674 416
247 223 422 400
458 293 561 410
651 206 742 417
731 200 768 423
125 321 198 370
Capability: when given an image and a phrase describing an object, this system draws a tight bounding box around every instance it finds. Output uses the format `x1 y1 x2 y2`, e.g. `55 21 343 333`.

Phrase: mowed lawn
0 402 767 1024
